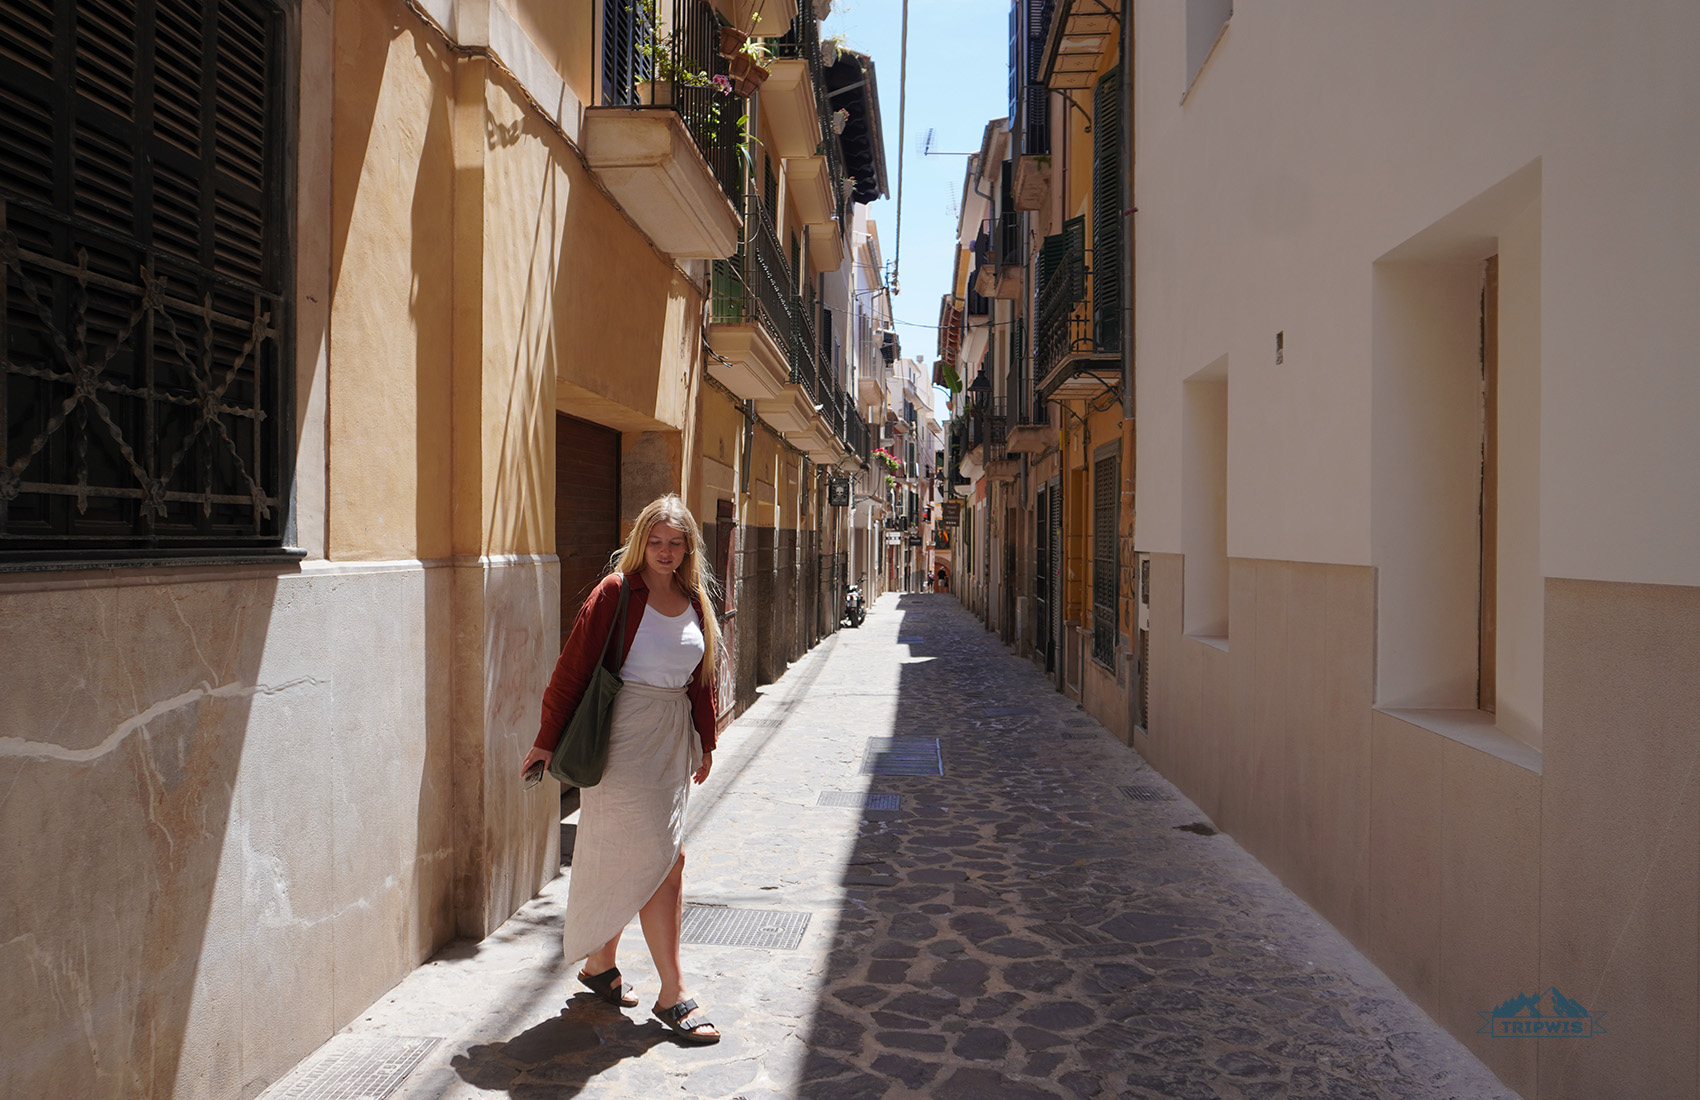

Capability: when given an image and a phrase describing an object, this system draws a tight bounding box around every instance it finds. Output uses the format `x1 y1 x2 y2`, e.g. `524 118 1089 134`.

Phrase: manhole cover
816 791 902 811
680 905 810 949
983 705 1038 717
258 1035 441 1100
862 737 943 776
1119 785 1175 803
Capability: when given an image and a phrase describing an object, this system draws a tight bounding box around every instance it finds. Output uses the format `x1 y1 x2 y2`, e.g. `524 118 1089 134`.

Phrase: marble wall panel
0 562 476 1100
1438 740 1540 1098
1539 578 1700 1100
1367 709 1446 1012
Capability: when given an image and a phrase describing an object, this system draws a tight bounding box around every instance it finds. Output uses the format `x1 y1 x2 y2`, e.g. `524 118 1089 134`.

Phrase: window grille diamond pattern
0 0 290 562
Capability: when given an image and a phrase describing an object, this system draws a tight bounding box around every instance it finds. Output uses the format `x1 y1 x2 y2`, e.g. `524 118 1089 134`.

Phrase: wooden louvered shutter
1092 452 1118 665
1092 67 1122 350
0 0 290 560
1024 0 1052 154
601 0 652 106
1062 213 1086 302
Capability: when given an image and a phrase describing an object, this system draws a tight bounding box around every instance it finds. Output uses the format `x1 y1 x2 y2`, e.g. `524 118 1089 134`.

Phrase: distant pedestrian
519 495 722 1045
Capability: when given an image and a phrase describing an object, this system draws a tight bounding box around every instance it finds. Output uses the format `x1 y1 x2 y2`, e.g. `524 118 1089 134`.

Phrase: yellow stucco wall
501 0 594 104
478 77 577 557
328 1 457 561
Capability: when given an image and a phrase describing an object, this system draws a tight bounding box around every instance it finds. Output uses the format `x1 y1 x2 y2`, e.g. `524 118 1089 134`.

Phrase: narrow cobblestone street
294 593 1515 1100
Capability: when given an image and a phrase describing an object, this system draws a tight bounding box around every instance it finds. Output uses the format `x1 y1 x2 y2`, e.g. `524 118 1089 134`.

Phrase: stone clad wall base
1143 553 1700 1099
0 563 458 1099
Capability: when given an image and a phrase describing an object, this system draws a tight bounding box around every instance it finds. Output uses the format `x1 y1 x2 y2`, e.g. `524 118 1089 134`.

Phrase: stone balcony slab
761 59 821 159
581 107 740 260
1006 421 1058 454
786 154 835 227
707 321 791 401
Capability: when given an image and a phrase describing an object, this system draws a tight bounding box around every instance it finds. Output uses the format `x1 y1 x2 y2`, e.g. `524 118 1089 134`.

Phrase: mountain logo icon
1478 987 1606 1038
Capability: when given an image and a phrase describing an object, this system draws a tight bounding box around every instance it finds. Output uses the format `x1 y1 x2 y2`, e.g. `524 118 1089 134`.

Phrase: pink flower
711 74 733 95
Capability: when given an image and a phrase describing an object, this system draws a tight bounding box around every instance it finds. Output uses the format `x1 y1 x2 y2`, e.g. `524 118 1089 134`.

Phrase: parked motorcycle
843 581 866 628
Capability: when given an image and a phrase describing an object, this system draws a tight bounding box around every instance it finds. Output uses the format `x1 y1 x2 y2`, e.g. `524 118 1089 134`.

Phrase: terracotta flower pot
728 53 770 96
717 25 748 58
634 80 673 106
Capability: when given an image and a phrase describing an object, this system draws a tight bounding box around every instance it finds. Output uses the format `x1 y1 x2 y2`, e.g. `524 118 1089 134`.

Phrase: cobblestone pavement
303 593 1516 1100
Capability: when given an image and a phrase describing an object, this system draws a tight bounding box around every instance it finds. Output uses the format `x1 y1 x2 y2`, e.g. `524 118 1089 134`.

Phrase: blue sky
822 0 1011 417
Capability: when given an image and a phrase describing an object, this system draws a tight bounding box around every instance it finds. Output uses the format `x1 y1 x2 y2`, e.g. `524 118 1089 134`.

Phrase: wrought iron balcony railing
602 0 744 208
1035 241 1118 382
711 201 867 461
711 199 793 349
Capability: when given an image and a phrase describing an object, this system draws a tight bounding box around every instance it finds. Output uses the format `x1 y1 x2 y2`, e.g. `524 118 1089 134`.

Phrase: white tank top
620 601 706 688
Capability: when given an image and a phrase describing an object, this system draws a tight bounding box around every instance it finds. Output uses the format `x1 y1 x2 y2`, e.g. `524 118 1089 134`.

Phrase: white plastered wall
1134 0 1700 590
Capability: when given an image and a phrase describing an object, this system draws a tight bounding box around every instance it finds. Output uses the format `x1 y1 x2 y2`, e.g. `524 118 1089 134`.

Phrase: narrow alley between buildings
265 593 1513 1100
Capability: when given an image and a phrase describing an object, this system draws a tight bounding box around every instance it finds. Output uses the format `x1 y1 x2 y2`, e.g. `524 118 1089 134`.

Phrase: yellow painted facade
0 0 879 1095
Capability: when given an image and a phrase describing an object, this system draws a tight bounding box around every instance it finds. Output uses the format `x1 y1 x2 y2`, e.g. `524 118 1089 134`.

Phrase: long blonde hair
610 494 721 687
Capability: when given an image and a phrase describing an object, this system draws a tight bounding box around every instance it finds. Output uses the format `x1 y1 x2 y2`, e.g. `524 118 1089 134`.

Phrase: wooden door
556 414 621 644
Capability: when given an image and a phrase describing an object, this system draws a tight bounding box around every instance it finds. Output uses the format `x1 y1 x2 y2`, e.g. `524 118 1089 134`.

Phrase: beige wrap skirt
560 680 703 966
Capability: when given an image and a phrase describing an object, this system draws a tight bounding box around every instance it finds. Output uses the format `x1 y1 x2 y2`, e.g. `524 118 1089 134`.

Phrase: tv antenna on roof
922 127 974 156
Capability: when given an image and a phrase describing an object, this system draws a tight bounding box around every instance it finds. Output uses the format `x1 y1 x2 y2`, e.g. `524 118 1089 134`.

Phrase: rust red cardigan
533 571 719 755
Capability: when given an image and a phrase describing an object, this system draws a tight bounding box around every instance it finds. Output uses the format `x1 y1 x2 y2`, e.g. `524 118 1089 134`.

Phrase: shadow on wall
0 577 282 1099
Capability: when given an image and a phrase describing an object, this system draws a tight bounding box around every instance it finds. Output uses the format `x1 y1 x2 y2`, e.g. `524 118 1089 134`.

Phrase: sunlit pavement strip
306 593 1514 1100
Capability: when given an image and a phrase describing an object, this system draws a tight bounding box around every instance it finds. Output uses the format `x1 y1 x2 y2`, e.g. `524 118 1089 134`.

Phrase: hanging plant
717 25 749 57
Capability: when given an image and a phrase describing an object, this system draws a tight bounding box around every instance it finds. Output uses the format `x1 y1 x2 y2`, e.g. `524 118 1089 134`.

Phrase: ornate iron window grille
1 0 292 563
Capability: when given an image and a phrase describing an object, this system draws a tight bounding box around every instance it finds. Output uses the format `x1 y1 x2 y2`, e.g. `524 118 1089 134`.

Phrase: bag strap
598 574 630 673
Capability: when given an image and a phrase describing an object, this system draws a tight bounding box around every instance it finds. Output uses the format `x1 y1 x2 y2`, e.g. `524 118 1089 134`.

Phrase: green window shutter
1092 67 1122 349
1064 214 1086 300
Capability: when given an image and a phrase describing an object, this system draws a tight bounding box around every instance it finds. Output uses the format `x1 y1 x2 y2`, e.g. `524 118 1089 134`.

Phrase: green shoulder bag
547 575 629 788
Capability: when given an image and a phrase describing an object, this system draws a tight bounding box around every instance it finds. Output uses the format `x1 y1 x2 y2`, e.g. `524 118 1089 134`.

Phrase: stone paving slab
291 593 1518 1100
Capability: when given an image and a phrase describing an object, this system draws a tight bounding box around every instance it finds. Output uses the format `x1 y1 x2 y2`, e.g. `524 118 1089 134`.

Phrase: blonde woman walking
519 495 723 1044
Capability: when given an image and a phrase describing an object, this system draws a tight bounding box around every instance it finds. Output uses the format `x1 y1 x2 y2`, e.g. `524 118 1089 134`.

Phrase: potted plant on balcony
716 10 761 58
729 39 773 96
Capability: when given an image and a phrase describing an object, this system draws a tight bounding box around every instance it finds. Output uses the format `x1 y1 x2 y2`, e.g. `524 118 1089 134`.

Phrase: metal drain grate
259 1035 440 1100
816 791 902 811
739 717 785 728
680 905 810 949
1119 784 1175 803
1060 731 1095 740
862 737 943 776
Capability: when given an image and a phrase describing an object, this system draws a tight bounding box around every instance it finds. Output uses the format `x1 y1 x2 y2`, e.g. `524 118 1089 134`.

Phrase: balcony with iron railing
984 211 1026 300
710 199 867 463
708 199 795 400
582 0 744 259
769 0 851 252
1035 240 1121 400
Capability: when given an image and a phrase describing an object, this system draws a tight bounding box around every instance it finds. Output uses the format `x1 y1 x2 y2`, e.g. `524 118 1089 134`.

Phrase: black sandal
578 966 638 1007
652 998 720 1044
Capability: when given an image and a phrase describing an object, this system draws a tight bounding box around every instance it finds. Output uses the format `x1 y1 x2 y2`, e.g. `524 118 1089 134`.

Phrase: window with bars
1092 451 1118 667
1 0 293 564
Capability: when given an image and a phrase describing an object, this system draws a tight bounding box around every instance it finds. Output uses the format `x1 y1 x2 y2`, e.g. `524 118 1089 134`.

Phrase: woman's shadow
450 993 667 1095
